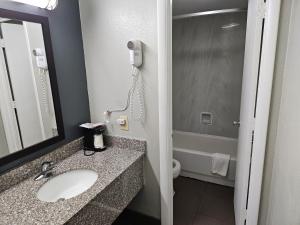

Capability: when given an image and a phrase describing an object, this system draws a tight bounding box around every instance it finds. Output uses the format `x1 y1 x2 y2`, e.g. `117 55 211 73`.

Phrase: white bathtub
173 130 237 187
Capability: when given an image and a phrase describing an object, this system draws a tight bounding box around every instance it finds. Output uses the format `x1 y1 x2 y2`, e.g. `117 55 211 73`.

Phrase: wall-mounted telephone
106 40 145 124
127 40 143 68
33 48 48 70
127 40 144 122
32 48 52 121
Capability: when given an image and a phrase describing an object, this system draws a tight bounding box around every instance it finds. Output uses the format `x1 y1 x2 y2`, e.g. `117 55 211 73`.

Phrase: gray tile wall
173 12 247 138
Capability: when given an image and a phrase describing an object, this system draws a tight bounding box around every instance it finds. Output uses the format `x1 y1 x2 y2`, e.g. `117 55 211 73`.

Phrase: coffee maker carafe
80 123 106 154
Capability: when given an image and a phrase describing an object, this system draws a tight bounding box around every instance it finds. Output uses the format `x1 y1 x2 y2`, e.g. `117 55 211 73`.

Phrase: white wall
258 0 293 224
79 0 160 218
260 1 300 224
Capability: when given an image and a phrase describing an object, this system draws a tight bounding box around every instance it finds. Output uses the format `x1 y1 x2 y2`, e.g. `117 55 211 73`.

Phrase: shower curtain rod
173 8 247 20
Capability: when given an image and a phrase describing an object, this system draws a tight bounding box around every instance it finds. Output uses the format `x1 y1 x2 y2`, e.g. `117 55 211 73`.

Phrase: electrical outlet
119 115 129 131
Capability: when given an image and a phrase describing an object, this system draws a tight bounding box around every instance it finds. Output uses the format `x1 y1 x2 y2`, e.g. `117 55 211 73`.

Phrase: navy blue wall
0 0 90 171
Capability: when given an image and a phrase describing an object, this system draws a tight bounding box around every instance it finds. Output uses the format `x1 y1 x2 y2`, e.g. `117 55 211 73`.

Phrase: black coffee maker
80 123 106 155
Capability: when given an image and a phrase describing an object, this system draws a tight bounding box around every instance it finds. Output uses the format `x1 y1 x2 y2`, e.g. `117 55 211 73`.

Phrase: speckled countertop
0 147 144 225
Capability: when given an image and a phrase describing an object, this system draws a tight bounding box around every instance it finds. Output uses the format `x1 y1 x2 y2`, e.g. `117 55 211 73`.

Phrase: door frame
157 0 281 225
157 0 173 225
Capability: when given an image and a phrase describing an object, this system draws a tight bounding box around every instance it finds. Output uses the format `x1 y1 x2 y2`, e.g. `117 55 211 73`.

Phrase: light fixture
221 23 240 30
11 0 58 10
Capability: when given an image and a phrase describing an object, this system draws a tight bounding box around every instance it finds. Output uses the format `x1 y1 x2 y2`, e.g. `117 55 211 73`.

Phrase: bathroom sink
36 169 98 202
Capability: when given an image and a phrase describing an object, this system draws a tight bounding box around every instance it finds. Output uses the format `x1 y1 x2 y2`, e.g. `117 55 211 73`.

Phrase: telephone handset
127 40 143 68
33 48 48 70
127 40 145 122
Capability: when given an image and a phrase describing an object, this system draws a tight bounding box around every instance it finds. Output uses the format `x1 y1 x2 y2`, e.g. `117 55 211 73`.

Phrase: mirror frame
0 8 65 174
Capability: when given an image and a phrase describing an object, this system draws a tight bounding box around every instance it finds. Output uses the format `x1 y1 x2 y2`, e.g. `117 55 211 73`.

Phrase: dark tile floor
174 176 235 225
112 209 160 225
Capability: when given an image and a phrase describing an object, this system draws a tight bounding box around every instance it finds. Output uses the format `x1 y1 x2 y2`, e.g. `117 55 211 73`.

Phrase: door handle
233 121 240 127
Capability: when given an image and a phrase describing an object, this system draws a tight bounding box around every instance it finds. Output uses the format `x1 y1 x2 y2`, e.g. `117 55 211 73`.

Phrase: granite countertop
0 147 144 225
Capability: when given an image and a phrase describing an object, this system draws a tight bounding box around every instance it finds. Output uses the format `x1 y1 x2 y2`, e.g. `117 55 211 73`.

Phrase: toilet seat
173 159 181 178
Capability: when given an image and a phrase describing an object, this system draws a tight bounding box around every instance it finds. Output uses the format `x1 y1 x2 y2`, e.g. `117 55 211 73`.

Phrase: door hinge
0 39 5 48
244 208 248 224
11 101 17 109
259 1 267 18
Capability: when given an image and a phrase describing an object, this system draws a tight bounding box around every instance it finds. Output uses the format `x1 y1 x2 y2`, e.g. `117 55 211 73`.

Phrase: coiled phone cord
106 66 145 123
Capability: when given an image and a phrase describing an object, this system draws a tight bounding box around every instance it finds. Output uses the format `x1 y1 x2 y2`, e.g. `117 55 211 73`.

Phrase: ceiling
173 0 248 16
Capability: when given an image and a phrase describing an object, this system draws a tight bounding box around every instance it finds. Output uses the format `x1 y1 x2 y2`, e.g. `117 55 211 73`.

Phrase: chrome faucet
34 161 55 181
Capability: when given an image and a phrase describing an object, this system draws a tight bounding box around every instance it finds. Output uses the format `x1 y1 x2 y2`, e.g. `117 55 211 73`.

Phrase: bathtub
173 130 237 187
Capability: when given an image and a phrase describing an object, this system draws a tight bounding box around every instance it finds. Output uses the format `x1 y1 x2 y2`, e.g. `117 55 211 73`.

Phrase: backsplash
104 136 146 152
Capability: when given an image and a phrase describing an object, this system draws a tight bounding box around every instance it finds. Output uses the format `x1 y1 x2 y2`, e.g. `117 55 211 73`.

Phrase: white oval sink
37 169 98 202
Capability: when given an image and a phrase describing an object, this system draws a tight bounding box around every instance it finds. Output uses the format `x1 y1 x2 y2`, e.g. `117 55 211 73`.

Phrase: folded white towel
211 153 230 177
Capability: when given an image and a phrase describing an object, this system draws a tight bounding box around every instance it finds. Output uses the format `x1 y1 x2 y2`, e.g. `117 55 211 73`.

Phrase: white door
0 44 22 153
234 0 264 223
1 22 44 148
234 0 281 225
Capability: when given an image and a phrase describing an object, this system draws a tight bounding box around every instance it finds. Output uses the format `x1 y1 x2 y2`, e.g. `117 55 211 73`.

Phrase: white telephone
127 40 144 122
127 40 143 67
33 48 48 70
106 40 145 124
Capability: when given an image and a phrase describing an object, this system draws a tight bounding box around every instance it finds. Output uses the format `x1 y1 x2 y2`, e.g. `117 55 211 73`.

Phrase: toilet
173 159 181 179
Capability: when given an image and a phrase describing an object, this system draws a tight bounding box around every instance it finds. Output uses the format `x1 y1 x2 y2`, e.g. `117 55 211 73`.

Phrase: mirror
0 9 64 168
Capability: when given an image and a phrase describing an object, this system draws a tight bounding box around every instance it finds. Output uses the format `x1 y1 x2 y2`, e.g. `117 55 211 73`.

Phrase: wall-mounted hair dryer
127 40 143 68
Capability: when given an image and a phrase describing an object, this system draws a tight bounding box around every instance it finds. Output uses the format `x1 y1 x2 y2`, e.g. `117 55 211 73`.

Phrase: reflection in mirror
0 18 57 159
